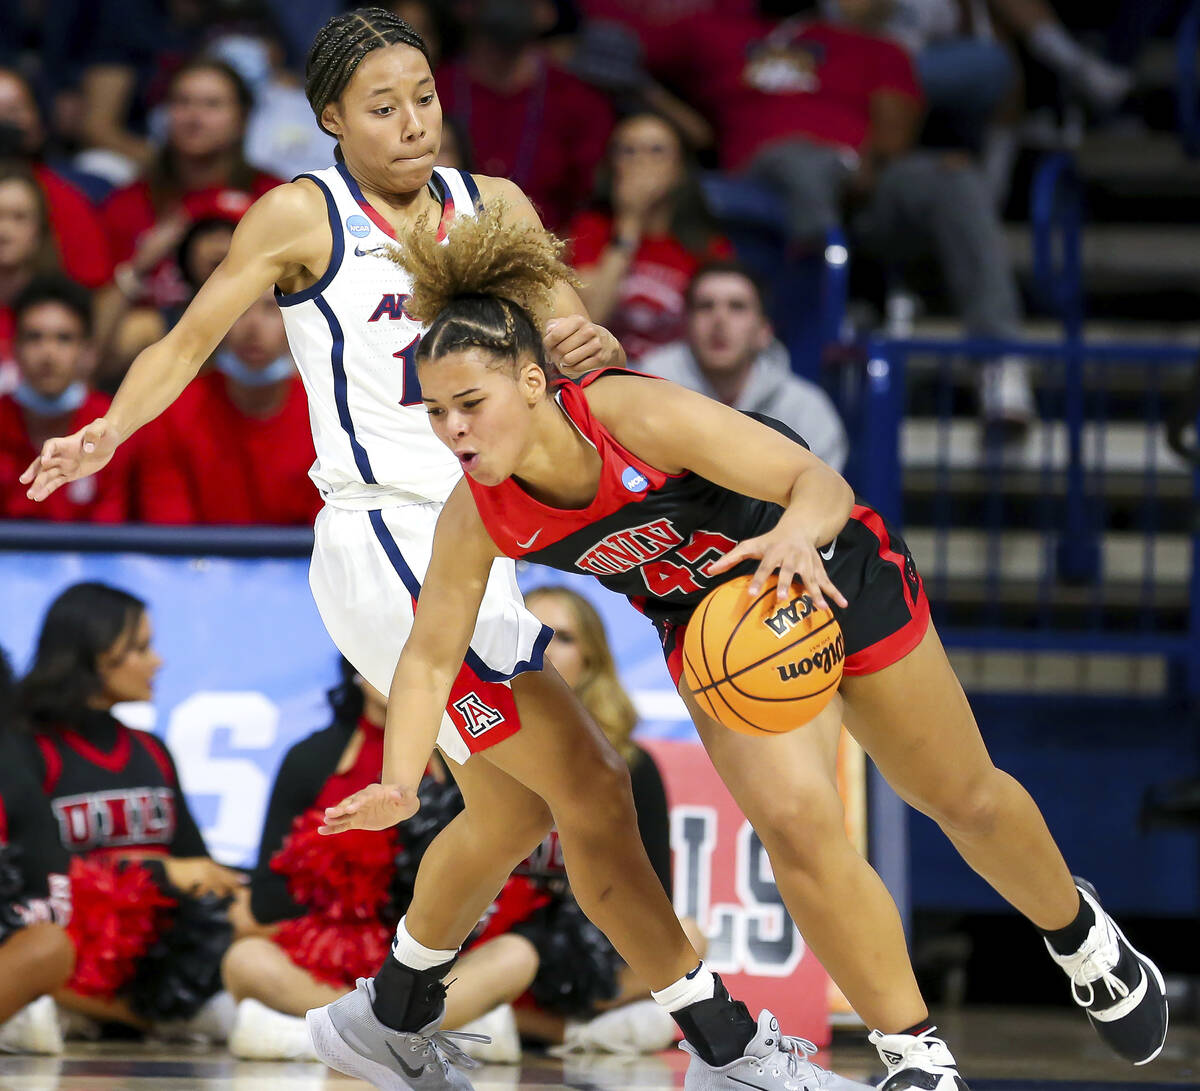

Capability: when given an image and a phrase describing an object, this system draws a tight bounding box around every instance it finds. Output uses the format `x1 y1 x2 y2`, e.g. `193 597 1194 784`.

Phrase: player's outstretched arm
319 482 501 835
475 175 626 375
586 375 855 608
20 182 328 502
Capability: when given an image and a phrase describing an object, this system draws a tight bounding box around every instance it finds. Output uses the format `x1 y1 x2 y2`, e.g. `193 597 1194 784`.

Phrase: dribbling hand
20 418 119 502
709 530 849 611
319 783 420 834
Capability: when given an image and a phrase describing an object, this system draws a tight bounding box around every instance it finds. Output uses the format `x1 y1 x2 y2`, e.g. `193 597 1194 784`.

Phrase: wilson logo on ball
775 634 845 682
764 593 817 638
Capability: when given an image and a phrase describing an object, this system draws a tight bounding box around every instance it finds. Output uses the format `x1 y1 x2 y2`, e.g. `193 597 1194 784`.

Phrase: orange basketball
682 574 845 736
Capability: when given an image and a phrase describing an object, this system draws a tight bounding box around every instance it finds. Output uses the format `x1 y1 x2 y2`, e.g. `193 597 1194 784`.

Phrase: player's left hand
319 782 419 834
544 316 624 376
709 529 848 610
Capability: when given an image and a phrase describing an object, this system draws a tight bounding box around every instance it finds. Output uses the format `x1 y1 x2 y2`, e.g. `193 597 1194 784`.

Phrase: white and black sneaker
1045 877 1168 1065
682 1010 874 1090
869 1026 968 1091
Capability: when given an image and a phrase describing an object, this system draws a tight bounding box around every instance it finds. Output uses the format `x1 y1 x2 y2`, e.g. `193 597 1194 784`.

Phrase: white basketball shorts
309 501 551 764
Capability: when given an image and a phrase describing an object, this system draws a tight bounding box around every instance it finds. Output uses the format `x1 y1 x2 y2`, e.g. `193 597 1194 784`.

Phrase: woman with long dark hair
17 582 241 1040
569 111 731 364
99 58 282 379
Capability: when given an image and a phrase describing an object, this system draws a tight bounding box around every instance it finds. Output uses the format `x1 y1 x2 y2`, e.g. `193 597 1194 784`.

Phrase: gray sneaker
306 978 486 1090
681 1009 874 1091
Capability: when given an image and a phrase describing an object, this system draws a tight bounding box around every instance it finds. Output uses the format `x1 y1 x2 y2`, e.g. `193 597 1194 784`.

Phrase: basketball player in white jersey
18 10 875 1091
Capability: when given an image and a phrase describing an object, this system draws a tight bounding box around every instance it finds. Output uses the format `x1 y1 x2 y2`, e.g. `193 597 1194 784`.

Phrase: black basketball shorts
658 503 930 685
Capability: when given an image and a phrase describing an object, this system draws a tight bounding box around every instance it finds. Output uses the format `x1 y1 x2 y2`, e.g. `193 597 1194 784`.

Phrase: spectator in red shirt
101 58 282 315
568 112 731 364
100 57 282 387
0 277 134 523
0 68 115 292
439 0 614 231
648 1 1034 428
135 290 319 526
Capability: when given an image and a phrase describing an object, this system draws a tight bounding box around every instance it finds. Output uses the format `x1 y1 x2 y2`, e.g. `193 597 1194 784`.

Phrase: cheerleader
17 583 241 1039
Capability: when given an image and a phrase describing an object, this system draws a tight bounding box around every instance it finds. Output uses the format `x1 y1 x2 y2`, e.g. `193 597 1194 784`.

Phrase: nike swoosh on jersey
516 529 542 549
386 1041 425 1078
354 245 387 257
819 540 836 561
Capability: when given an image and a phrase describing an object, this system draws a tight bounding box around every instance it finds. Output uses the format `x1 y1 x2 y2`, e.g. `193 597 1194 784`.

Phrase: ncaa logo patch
621 466 648 493
345 214 371 238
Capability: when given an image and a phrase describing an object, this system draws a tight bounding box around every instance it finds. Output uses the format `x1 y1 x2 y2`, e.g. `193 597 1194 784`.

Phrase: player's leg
680 684 929 1036
842 624 1076 924
402 756 553 949
840 622 1167 1065
480 665 874 1089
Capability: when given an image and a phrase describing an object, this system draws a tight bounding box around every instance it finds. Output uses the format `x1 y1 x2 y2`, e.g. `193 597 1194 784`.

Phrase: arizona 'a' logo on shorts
452 692 507 737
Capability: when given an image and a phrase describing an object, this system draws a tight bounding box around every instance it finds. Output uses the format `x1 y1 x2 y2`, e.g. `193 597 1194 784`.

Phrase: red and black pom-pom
65 857 176 998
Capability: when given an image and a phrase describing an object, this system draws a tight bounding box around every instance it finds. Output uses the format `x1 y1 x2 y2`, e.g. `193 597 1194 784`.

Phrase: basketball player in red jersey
322 210 1169 1090
15 10 854 1090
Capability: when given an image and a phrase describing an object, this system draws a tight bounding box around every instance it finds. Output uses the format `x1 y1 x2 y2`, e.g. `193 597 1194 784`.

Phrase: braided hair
305 7 430 138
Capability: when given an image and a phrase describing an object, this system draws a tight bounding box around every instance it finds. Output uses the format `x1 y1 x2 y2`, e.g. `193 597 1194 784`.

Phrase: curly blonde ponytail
384 202 578 373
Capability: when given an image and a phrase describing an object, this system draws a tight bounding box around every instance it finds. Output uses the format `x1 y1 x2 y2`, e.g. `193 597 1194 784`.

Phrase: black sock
670 973 758 1068
371 953 457 1032
898 1021 934 1037
1041 890 1094 956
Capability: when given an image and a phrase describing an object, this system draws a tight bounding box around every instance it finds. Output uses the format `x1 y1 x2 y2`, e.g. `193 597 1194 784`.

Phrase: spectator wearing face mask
0 277 135 522
438 0 614 231
639 260 847 472
134 290 319 525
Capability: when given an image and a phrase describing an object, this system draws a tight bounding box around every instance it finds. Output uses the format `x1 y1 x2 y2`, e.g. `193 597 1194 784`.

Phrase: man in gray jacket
639 261 848 471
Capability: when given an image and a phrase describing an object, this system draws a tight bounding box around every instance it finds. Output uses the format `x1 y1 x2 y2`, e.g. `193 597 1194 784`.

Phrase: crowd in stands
0 0 1181 527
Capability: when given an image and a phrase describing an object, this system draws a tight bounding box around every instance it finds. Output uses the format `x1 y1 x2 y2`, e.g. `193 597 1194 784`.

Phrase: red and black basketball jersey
466 369 791 630
468 369 931 681
27 712 207 858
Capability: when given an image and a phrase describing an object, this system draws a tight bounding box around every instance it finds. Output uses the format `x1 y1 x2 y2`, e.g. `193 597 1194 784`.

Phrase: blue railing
845 336 1200 693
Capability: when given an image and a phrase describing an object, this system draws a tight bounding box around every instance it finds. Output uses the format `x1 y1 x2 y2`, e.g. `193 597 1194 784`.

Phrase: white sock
651 962 716 1012
390 916 459 971
1028 23 1087 75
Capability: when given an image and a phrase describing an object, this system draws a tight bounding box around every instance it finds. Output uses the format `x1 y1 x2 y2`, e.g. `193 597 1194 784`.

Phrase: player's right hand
319 783 420 834
19 417 118 502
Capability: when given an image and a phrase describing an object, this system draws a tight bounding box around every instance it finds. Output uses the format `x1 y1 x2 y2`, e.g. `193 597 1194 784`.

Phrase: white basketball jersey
278 163 482 506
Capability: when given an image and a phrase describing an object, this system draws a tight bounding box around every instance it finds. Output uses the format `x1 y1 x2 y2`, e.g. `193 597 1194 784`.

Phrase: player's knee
750 784 849 873
924 765 1006 837
553 743 634 830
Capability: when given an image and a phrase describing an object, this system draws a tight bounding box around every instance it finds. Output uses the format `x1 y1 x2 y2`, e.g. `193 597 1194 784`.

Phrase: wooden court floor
0 1009 1197 1090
